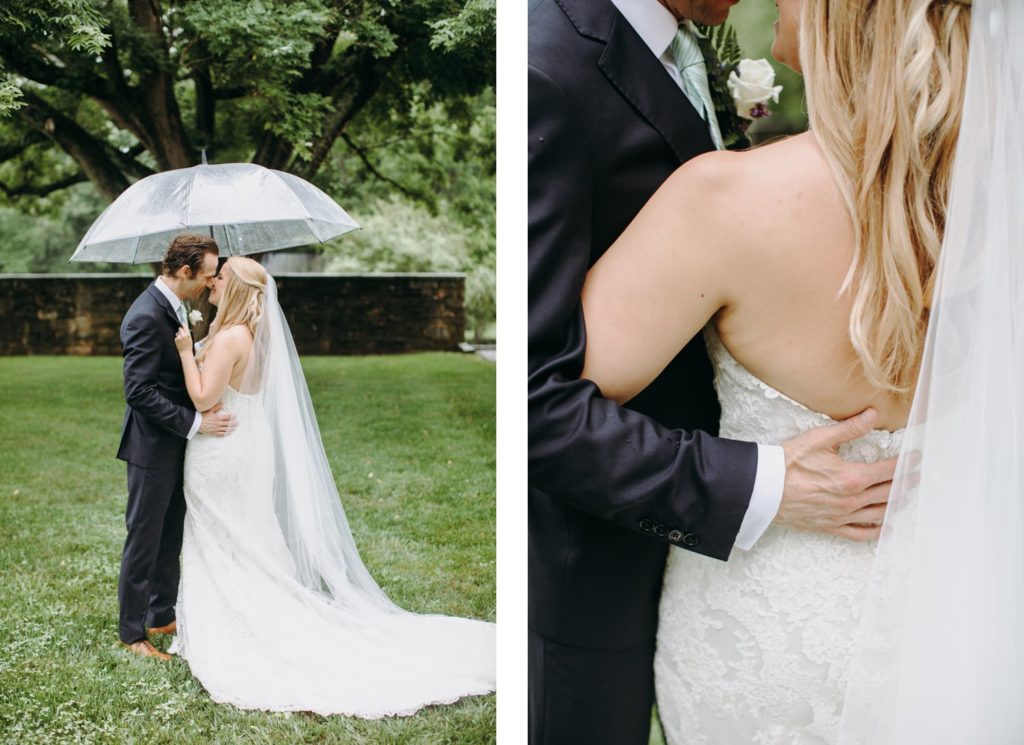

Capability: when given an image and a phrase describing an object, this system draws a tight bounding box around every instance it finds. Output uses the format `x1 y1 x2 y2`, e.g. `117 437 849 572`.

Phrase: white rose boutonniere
727 58 783 121
188 309 203 327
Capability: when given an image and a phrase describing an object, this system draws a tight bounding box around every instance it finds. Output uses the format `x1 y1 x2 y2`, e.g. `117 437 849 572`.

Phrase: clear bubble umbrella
69 160 360 263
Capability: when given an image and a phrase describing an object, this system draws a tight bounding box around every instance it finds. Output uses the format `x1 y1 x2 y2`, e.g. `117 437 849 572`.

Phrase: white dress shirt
154 276 202 440
608 0 785 550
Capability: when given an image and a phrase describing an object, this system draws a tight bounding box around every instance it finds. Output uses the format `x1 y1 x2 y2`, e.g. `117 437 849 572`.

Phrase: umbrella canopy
70 162 360 263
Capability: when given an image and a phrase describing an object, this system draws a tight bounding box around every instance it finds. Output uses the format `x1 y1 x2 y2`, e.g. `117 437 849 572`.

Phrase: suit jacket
528 0 759 649
116 283 197 470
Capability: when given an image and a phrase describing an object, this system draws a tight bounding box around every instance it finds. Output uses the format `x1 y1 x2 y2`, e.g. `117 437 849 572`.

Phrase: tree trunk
192 64 216 159
128 0 193 169
17 93 129 201
299 51 387 178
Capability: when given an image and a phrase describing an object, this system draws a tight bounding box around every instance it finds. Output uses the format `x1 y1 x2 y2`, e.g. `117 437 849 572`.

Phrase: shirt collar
609 0 679 59
154 276 184 312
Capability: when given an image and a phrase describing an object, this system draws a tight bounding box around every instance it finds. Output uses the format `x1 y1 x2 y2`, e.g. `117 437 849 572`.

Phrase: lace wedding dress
169 281 495 718
654 325 903 745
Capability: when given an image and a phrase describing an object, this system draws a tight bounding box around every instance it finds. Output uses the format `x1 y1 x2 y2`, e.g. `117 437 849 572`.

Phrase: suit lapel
598 12 713 161
147 283 183 329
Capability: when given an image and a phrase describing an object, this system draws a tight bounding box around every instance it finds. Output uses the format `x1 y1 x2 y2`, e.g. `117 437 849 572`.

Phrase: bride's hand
175 325 193 355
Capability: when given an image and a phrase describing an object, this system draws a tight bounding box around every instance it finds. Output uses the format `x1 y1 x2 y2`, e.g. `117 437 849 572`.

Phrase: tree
0 0 496 339
0 0 495 203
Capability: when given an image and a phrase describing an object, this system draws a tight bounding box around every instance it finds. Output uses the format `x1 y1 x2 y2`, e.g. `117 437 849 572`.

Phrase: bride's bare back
581 131 910 432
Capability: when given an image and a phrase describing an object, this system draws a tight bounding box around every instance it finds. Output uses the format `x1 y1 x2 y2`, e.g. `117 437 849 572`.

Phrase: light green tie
176 303 188 328
669 23 724 150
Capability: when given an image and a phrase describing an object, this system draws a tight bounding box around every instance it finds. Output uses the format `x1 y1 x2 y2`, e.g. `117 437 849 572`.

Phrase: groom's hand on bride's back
775 408 896 542
197 403 237 437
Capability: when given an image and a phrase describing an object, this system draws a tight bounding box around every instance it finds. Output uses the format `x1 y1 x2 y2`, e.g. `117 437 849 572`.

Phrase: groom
528 0 898 742
116 234 235 660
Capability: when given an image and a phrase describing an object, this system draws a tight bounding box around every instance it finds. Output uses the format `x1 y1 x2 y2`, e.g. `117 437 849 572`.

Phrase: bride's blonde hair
801 0 971 394
196 256 269 364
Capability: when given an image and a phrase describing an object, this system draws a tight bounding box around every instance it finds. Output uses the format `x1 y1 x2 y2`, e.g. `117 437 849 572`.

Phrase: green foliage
0 0 107 118
178 0 336 156
0 184 137 274
328 86 495 250
0 0 108 54
695 24 748 149
0 77 24 116
320 85 496 339
696 22 743 69
327 196 473 273
182 1 333 75
430 0 496 58
322 194 494 341
0 0 496 335
0 354 496 743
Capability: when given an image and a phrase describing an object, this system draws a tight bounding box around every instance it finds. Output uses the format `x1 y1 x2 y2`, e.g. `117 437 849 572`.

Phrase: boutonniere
728 59 783 122
694 24 783 149
188 309 204 327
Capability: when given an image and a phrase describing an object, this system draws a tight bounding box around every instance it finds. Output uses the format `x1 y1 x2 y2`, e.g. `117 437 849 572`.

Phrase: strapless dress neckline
703 323 905 447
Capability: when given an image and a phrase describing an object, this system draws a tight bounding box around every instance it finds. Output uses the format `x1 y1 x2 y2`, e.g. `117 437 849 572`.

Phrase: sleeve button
667 529 683 543
682 533 699 547
638 518 654 532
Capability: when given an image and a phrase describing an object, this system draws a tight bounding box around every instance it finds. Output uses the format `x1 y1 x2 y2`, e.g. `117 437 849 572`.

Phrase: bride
582 0 1023 742
169 256 495 717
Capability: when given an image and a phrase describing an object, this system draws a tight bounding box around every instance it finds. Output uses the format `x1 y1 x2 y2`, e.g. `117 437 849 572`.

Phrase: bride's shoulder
217 324 255 351
667 132 840 229
675 132 825 192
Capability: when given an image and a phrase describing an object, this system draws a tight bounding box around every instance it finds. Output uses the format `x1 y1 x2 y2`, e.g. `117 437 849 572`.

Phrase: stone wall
0 273 465 355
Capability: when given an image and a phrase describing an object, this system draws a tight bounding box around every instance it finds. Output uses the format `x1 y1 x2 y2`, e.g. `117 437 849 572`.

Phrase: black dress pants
118 463 186 644
529 628 656 745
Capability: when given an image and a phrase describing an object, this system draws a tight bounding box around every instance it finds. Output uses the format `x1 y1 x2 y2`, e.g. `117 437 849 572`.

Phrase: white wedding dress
169 280 495 718
172 385 495 716
654 325 903 745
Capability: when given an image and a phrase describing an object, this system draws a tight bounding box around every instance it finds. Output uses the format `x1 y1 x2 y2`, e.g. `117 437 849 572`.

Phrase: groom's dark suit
116 283 197 644
528 0 759 742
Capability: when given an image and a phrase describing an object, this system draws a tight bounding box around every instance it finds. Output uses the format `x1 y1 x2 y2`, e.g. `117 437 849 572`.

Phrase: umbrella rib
183 165 198 228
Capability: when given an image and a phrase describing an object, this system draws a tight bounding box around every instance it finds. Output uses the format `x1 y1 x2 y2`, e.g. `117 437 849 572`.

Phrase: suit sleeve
121 314 196 439
527 64 758 561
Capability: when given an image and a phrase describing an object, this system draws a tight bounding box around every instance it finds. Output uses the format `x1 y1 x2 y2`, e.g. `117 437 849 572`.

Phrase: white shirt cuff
187 411 202 440
733 444 786 551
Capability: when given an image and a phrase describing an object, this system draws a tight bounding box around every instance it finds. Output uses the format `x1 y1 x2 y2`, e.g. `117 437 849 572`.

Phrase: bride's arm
581 151 746 403
175 326 248 411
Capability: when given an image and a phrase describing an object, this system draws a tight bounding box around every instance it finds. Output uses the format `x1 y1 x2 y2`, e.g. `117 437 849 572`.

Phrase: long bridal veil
241 277 396 614
838 1 1024 742
231 276 495 714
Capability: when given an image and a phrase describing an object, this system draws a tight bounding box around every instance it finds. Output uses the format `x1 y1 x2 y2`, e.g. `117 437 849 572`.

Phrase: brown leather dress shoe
121 639 172 661
147 620 177 635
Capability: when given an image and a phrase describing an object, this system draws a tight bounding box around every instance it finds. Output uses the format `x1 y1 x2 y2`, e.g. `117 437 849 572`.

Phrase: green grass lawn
0 353 495 744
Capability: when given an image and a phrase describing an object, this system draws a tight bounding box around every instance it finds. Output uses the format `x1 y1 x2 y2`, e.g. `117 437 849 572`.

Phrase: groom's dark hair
163 233 220 278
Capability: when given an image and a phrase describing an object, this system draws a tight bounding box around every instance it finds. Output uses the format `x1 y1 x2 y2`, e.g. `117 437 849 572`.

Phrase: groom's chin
689 0 737 26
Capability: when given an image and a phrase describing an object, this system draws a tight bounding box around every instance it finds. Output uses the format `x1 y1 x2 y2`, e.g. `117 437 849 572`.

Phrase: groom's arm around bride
527 0 896 742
